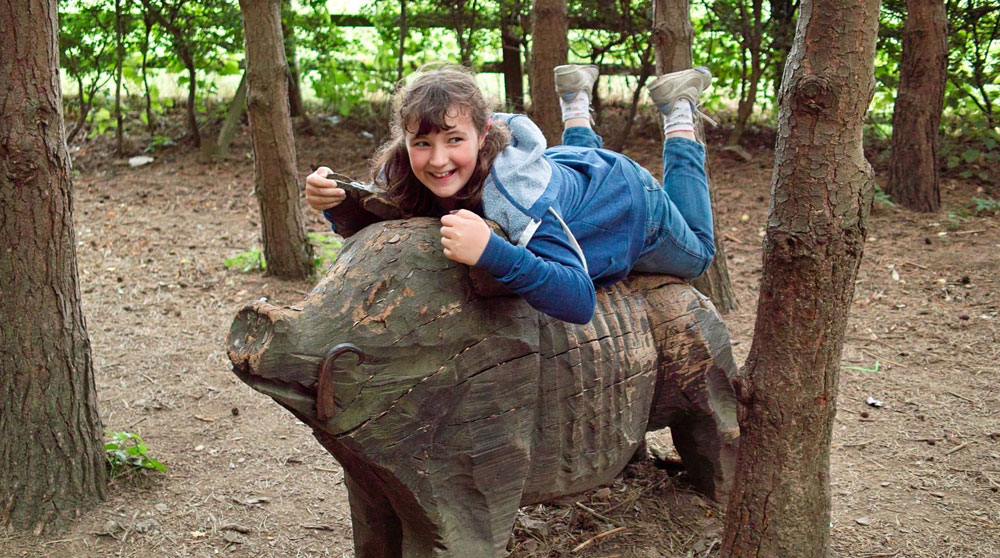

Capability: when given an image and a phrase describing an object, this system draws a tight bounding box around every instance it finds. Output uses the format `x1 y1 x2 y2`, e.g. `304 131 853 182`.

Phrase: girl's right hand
305 167 346 211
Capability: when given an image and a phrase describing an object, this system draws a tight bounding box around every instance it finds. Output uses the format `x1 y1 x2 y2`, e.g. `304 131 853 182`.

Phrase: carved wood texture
228 218 738 558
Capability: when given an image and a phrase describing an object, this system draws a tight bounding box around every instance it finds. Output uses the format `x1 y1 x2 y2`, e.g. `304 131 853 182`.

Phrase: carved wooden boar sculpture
227 218 738 558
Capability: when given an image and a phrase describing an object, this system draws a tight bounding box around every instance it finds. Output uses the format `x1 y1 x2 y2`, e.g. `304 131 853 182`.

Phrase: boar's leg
344 473 403 558
627 275 740 501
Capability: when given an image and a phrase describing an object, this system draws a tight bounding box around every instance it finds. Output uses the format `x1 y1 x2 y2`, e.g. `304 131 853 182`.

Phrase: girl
305 64 715 324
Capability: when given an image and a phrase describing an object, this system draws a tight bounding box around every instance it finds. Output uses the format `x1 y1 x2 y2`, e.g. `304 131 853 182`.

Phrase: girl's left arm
474 214 596 324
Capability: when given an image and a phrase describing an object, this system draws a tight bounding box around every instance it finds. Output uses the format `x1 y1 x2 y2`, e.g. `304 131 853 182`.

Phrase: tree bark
652 0 738 314
114 0 126 156
719 0 879 556
886 0 947 212
501 0 525 112
281 0 306 118
239 0 313 280
0 0 107 534
769 0 797 102
529 0 568 145
212 71 248 162
727 0 764 147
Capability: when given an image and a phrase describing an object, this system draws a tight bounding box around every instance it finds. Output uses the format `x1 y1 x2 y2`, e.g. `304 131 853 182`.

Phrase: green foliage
224 233 342 274
939 116 1000 183
309 232 343 271
969 196 1000 215
105 431 167 480
873 184 897 208
224 247 265 273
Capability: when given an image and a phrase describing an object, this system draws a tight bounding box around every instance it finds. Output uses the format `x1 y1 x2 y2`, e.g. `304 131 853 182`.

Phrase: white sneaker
554 64 599 101
647 66 712 113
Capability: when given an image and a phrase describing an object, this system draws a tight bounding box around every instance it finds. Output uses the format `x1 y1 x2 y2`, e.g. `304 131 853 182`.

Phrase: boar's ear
468 219 511 298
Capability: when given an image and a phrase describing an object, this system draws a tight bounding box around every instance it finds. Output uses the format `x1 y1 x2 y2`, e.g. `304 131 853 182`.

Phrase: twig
945 441 972 456
859 552 899 558
900 260 928 270
840 438 876 448
127 415 148 429
575 502 620 527
861 349 905 369
193 415 215 423
300 524 334 531
42 537 86 546
572 526 628 552
946 391 975 404
983 474 1000 490
952 229 986 235
313 466 339 473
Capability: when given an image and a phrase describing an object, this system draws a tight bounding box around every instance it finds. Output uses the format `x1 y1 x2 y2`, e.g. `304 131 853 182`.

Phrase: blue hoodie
475 114 650 323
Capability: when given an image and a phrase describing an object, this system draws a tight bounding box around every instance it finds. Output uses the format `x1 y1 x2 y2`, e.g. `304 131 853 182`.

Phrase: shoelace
694 105 718 128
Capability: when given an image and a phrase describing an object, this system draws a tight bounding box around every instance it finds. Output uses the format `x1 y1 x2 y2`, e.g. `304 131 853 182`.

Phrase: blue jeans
561 127 715 279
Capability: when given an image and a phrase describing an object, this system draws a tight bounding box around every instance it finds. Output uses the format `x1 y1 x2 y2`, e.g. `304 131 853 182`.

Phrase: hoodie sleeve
475 212 596 324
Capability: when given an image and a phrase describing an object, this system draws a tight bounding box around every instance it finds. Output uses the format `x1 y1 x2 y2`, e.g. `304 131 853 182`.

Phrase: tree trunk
719 0 879 555
0 0 107 534
886 0 947 212
240 0 313 280
501 0 525 112
652 0 738 314
397 0 407 83
529 0 567 145
769 0 797 102
728 0 764 147
179 45 201 147
281 0 305 118
141 10 155 133
114 0 126 156
212 71 248 162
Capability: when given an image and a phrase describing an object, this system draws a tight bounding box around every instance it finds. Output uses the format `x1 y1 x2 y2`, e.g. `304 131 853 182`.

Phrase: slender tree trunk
141 11 155 133
652 0 738 313
886 0 947 212
728 0 764 147
719 0 880 555
397 0 407 83
609 48 654 152
500 0 525 112
529 0 567 145
769 0 797 102
179 45 201 147
0 0 107 534
114 0 126 155
280 0 306 118
239 0 313 280
213 71 248 161
68 77 90 144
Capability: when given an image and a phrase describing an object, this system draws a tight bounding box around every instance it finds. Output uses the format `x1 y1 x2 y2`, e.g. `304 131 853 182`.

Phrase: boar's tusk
316 343 366 421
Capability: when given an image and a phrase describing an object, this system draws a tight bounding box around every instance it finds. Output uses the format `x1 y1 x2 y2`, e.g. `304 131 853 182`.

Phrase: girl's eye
448 137 463 144
413 140 429 147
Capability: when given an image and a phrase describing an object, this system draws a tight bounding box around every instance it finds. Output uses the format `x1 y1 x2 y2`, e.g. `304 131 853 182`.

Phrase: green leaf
962 149 981 163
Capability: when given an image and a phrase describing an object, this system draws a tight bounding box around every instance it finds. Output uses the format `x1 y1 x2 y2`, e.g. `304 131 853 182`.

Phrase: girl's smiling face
405 108 485 208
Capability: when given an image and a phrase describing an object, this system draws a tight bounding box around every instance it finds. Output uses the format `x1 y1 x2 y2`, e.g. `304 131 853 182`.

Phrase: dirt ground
2 112 998 558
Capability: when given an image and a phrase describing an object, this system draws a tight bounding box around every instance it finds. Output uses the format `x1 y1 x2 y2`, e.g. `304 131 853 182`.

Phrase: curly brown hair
371 64 511 216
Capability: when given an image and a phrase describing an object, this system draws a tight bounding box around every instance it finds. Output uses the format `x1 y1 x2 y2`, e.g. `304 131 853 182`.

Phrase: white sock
662 99 695 134
559 90 591 122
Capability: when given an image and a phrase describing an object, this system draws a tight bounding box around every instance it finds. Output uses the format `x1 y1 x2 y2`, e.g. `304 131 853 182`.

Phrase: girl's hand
440 209 490 265
305 167 346 211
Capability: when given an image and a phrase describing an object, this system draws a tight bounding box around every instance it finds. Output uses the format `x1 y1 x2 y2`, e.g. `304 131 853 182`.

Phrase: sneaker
647 66 712 113
554 64 599 101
